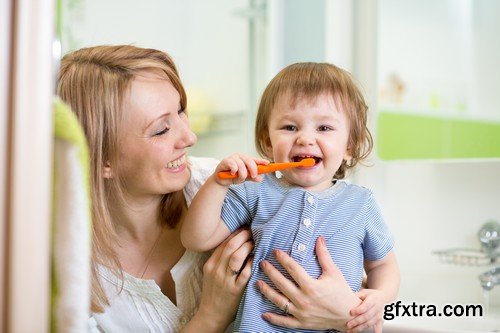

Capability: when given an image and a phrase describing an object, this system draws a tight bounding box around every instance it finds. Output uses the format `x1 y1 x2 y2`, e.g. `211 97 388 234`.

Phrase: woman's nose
176 119 197 148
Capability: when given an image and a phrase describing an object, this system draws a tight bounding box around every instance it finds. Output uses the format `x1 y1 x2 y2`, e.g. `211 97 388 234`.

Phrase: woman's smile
166 154 187 171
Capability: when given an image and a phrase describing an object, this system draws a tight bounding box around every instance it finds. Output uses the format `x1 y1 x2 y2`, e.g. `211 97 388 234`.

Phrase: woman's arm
256 236 362 332
181 229 254 332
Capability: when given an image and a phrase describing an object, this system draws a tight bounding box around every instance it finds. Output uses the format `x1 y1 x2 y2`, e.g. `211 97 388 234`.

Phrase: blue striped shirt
221 173 394 333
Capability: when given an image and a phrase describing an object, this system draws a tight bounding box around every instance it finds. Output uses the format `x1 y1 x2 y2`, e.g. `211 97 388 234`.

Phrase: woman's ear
103 162 113 179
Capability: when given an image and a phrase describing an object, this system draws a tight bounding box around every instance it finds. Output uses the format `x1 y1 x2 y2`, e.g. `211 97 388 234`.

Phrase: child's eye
282 125 297 131
318 125 333 132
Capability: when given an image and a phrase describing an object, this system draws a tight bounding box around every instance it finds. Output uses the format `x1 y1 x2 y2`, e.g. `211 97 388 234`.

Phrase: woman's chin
162 167 191 193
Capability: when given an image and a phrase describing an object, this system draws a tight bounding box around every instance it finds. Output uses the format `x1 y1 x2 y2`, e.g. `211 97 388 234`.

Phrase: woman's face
115 71 197 200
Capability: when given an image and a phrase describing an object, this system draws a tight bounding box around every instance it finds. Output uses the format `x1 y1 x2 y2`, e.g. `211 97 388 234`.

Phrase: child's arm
181 175 232 252
181 154 269 252
363 251 399 302
346 251 399 332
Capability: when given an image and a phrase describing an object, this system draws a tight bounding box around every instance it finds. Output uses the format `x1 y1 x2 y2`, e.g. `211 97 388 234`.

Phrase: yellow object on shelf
186 86 214 134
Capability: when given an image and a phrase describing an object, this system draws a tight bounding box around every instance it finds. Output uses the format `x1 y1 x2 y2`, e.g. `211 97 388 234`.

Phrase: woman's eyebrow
144 112 170 130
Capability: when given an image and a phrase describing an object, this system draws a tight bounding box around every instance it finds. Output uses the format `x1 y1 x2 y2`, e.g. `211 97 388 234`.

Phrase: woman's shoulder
188 156 219 177
184 156 219 206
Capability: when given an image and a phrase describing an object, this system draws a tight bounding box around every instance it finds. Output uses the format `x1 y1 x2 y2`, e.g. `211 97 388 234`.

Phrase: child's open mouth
292 155 322 165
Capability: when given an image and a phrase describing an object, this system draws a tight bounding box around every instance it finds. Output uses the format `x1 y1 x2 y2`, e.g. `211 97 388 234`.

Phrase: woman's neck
111 194 164 242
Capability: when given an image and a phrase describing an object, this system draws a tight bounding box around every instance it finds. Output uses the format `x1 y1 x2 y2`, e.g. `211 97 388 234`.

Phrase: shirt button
180 316 188 325
307 196 315 205
298 243 306 252
303 218 311 226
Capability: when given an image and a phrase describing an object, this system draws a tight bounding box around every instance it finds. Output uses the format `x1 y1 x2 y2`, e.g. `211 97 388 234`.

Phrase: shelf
190 111 247 138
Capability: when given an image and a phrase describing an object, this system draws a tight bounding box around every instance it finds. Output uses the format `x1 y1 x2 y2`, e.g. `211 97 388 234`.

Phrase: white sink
383 314 500 333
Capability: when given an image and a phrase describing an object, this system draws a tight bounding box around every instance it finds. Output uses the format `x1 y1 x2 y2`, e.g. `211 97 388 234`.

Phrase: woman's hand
256 236 362 331
184 229 253 332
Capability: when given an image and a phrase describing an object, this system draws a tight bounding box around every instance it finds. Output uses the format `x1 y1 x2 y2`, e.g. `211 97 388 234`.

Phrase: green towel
52 97 92 332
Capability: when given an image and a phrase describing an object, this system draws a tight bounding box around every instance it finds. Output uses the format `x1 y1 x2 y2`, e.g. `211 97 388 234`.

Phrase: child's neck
275 172 336 192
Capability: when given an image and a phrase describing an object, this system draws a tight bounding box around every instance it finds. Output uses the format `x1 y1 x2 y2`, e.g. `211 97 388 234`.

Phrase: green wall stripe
377 111 500 160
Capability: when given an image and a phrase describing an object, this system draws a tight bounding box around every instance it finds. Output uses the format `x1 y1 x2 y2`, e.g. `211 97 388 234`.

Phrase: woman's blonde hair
57 45 187 312
255 62 373 179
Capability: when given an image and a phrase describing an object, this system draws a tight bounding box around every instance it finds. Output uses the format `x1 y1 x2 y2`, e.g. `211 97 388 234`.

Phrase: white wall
355 161 500 307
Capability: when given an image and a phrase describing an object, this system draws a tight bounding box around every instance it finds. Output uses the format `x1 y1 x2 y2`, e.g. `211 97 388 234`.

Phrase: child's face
266 92 351 192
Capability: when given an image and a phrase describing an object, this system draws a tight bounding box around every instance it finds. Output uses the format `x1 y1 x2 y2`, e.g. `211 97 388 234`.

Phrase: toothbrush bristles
301 158 315 166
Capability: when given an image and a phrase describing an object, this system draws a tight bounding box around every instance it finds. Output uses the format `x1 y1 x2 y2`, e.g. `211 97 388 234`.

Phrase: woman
57 45 369 332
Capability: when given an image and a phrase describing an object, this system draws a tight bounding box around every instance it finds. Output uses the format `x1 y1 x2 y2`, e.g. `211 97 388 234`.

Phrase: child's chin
291 177 320 189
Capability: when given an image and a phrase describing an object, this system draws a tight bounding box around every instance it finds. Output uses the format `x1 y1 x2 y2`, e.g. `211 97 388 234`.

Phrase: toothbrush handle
217 171 241 179
217 163 297 179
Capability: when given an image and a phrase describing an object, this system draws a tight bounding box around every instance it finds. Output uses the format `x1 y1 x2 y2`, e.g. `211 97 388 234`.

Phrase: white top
89 157 219 332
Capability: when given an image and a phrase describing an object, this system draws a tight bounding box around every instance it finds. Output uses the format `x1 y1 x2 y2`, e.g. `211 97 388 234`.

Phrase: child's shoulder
338 180 374 199
227 173 280 198
231 173 275 190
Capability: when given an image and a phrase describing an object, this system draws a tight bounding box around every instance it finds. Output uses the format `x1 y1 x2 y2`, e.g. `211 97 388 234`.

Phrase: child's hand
214 154 269 186
346 289 384 333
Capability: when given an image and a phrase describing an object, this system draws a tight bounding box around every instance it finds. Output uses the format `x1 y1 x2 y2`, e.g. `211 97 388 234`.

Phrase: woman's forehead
122 75 180 129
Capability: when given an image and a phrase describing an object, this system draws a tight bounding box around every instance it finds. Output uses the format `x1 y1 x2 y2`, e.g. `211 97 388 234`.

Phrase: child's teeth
167 155 186 169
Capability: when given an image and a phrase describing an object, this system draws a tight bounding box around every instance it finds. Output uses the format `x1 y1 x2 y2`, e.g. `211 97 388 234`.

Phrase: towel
52 98 91 333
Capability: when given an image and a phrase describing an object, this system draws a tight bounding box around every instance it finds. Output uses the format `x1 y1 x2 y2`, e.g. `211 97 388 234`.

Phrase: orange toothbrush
217 158 315 179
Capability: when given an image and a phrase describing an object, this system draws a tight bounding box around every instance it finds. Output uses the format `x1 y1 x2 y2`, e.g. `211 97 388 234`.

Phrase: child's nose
296 132 315 146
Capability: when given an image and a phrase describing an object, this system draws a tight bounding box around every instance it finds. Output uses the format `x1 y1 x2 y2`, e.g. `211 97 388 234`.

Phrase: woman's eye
178 107 186 115
318 125 333 131
154 127 169 136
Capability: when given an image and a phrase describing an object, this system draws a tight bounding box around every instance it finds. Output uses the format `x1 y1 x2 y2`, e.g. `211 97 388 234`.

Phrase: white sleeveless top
89 157 219 332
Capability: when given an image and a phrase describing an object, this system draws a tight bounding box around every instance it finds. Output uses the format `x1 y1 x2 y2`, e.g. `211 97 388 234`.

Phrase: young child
182 62 399 332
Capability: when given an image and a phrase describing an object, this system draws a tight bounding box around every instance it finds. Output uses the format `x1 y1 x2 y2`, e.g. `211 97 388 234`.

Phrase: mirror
58 0 500 161
58 0 261 158
377 0 500 160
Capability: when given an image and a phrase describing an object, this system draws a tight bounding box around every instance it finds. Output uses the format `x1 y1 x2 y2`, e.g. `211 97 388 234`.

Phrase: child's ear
103 162 113 179
344 146 353 162
262 136 274 160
